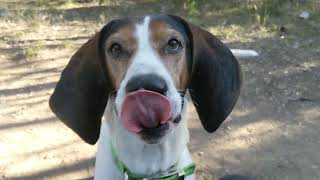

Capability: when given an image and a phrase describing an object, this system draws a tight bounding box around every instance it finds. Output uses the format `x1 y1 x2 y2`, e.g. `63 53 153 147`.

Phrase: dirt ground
0 1 319 180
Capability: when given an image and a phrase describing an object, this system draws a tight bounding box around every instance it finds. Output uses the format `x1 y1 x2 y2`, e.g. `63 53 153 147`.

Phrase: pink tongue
120 90 172 133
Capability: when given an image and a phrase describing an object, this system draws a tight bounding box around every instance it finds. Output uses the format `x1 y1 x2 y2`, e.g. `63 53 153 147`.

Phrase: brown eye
109 42 122 56
167 38 180 50
164 38 182 54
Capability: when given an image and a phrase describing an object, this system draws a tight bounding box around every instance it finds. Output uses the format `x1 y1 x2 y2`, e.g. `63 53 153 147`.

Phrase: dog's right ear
49 32 111 145
168 15 242 134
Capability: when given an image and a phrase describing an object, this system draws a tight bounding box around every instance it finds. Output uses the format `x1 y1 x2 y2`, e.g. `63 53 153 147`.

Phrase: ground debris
299 11 310 19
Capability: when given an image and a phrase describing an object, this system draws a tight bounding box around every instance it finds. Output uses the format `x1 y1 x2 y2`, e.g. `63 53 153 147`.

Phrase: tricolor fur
49 15 242 179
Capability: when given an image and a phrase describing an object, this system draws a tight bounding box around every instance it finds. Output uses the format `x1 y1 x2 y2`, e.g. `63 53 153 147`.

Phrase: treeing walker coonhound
49 15 245 180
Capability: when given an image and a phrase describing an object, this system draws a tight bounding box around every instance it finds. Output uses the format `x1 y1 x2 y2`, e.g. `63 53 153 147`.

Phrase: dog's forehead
148 15 187 35
106 15 187 40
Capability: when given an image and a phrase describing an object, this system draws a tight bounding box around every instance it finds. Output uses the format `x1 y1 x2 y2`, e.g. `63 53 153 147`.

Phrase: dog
49 15 242 180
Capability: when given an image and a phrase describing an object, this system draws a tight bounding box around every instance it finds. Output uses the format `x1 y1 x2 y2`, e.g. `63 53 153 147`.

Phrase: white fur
94 16 194 179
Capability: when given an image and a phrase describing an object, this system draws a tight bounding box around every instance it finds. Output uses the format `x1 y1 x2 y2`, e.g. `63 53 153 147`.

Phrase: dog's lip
138 115 181 144
142 114 180 129
140 121 171 133
139 121 172 137
173 114 181 124
139 114 181 131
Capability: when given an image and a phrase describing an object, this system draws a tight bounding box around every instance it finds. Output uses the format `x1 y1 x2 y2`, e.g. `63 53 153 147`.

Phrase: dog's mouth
138 114 182 143
138 121 172 143
120 90 179 143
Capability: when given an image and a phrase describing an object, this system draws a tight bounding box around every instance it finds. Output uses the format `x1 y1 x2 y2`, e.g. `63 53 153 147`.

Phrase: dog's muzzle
120 90 172 133
119 74 180 143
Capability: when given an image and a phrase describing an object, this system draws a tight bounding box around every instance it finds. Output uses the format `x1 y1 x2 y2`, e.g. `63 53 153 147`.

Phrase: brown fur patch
103 23 137 88
149 20 189 90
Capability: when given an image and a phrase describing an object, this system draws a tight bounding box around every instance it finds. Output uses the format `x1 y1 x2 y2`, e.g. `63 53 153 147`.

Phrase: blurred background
0 0 319 179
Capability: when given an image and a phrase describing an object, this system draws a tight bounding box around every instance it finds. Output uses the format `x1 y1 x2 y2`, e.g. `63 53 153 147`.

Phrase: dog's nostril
126 74 168 95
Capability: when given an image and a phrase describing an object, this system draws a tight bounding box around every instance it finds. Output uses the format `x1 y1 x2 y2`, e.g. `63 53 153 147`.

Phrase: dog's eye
165 38 182 54
167 38 180 50
109 42 122 56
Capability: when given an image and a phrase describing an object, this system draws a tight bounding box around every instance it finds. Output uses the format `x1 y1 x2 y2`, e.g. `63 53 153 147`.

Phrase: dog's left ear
170 15 242 133
49 33 110 145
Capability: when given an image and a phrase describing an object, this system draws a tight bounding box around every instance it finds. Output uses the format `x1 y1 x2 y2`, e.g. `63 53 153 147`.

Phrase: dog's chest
116 129 184 175
94 121 193 179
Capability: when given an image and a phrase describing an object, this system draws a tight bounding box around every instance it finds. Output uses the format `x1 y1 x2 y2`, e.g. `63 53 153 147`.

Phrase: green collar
111 143 195 180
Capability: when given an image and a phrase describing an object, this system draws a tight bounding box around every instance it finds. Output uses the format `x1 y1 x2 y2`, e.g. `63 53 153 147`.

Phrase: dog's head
49 15 242 145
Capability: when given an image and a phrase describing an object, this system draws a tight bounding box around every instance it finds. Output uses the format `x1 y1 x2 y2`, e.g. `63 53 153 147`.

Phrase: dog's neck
104 100 190 176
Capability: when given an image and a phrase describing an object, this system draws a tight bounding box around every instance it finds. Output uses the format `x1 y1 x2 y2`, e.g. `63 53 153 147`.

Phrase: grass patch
60 41 74 49
188 0 320 43
25 47 38 58
13 32 25 39
208 23 277 43
1 0 319 49
250 0 291 25
24 41 43 59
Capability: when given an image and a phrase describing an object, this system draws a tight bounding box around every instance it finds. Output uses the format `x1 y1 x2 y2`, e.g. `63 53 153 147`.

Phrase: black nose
126 74 168 95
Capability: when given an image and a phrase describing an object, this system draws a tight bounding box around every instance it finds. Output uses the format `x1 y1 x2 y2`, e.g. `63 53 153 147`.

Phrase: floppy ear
171 16 242 133
49 33 110 145
188 23 242 133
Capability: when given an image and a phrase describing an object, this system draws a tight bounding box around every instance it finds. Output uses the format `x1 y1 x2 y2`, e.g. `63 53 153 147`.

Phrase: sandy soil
1 1 319 180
